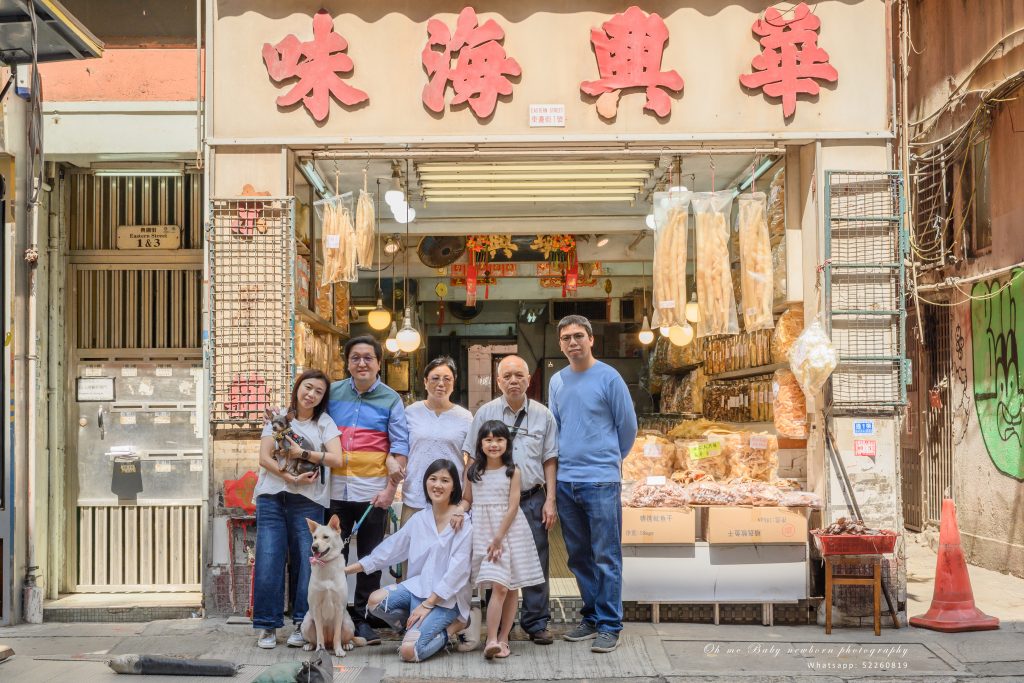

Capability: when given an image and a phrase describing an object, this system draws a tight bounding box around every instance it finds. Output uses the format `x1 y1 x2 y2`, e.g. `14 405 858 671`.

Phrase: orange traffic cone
910 498 999 632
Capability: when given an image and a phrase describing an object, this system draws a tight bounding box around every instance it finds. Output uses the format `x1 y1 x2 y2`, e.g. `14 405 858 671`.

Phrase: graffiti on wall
971 270 1024 480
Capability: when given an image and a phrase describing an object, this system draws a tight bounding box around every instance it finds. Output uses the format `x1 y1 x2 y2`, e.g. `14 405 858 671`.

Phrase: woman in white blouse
401 356 473 525
345 458 473 662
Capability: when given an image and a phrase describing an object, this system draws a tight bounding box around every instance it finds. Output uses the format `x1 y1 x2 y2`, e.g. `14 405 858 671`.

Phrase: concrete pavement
0 538 1020 682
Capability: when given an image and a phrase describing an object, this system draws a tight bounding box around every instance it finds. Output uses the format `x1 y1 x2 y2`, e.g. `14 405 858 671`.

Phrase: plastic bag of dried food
767 168 786 243
771 304 804 363
729 432 779 482
680 434 731 481
772 241 787 304
737 193 774 332
652 192 691 327
728 480 783 506
622 432 677 481
623 481 690 507
651 336 671 375
318 196 358 284
355 187 376 268
685 480 734 505
779 490 823 508
692 191 739 337
789 317 839 397
773 369 809 438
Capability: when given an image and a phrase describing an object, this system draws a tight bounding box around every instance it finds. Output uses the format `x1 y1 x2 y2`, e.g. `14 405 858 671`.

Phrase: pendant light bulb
385 321 400 353
367 296 392 331
659 324 671 337
685 292 701 323
396 307 421 353
668 322 694 347
638 315 655 345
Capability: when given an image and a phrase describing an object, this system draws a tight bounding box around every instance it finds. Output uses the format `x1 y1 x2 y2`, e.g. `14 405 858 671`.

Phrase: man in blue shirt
548 315 637 653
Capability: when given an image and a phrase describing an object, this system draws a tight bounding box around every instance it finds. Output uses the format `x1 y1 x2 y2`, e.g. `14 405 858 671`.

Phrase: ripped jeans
370 583 459 661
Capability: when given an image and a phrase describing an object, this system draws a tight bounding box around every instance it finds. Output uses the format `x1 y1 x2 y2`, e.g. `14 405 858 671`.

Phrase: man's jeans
253 492 325 630
556 481 623 634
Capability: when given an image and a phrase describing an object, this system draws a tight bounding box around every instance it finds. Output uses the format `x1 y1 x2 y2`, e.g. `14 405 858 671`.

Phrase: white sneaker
257 628 277 649
286 625 306 647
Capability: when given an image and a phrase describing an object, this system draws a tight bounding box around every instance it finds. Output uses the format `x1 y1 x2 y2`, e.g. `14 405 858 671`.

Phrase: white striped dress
470 467 544 590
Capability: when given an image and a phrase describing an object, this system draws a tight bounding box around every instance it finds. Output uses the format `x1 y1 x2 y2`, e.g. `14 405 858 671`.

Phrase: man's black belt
521 484 545 498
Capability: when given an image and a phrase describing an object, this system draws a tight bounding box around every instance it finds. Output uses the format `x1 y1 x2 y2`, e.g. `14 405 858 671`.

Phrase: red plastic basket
811 530 898 555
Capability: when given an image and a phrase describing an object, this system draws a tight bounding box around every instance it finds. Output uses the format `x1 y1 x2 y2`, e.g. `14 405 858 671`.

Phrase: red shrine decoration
739 2 838 118
580 6 684 119
421 7 522 119
262 10 369 122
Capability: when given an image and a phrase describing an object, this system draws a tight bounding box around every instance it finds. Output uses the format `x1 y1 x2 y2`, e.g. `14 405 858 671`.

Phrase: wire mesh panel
209 198 295 425
825 171 907 410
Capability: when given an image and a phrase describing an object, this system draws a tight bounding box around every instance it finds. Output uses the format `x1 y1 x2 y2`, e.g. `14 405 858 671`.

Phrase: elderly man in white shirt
458 355 558 645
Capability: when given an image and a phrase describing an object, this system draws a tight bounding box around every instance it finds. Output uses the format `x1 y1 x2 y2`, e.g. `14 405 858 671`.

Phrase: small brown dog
270 410 320 477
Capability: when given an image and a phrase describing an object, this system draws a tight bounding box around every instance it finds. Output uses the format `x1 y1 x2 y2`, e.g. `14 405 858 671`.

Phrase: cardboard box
706 506 808 544
622 507 696 545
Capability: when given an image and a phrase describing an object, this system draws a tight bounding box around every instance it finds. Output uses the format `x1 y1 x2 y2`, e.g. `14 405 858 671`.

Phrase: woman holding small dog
253 370 347 650
344 459 473 662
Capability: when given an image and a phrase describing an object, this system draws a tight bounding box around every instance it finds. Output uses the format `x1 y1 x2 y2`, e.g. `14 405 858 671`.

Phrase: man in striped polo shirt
327 335 409 645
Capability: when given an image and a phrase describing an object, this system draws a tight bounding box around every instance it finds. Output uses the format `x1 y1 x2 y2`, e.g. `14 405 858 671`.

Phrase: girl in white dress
464 420 544 660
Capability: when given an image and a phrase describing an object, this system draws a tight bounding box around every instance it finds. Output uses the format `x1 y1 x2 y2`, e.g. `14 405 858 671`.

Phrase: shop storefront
204 0 905 622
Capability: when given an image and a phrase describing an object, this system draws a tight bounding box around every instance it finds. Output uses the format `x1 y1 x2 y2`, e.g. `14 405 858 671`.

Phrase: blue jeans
252 492 325 630
370 583 459 661
556 481 623 634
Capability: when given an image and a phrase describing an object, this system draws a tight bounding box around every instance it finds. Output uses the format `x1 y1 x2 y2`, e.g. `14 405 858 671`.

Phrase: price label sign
749 434 770 450
688 441 722 461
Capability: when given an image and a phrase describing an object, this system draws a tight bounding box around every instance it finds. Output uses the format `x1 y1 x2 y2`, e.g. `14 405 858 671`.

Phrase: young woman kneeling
344 459 473 662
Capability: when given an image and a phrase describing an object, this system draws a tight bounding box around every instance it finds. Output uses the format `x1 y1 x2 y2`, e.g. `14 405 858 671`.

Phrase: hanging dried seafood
320 196 357 284
652 194 690 327
692 191 738 337
737 192 774 331
354 172 375 268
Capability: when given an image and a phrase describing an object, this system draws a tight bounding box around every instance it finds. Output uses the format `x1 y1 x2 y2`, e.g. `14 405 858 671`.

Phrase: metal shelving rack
824 171 907 412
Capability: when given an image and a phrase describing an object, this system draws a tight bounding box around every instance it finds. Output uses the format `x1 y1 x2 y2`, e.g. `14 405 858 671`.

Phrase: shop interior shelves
297 305 349 338
706 362 787 382
663 361 703 375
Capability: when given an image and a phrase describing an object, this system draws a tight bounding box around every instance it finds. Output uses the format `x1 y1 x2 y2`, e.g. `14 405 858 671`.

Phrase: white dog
301 515 366 656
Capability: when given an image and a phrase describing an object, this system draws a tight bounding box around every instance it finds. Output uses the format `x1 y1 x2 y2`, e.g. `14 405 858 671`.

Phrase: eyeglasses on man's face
348 355 378 366
559 332 588 344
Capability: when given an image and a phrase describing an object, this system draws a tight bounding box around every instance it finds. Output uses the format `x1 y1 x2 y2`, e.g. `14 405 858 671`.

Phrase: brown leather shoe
529 628 554 645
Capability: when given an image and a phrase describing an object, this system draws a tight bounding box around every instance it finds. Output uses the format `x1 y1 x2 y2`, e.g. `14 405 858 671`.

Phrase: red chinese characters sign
738 2 838 118
421 7 521 119
262 10 369 122
580 6 684 119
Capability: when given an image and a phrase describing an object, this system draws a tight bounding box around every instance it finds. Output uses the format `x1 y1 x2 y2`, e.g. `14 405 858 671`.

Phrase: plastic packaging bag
355 189 376 268
771 304 804 363
728 432 779 482
652 191 690 327
788 317 839 397
317 194 357 284
767 168 786 243
737 192 774 331
622 432 677 481
772 241 787 304
692 191 739 337
773 369 809 438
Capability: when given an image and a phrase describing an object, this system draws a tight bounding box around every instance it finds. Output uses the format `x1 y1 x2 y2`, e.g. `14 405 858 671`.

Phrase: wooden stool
824 554 881 636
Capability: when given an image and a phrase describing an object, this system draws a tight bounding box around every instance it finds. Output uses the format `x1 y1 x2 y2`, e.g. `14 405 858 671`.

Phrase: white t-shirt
402 401 473 510
255 413 341 508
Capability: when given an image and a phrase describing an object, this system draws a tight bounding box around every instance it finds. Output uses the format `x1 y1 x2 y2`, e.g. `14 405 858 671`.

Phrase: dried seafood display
653 201 690 327
737 192 774 331
622 433 677 481
354 188 375 267
320 198 357 284
692 191 738 337
773 369 809 438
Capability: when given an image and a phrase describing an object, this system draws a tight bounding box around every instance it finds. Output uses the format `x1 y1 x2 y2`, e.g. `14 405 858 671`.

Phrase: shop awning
0 0 102 65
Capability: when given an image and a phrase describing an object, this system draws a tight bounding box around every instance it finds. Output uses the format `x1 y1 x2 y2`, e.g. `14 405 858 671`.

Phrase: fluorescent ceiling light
738 158 776 192
426 188 642 196
596 234 610 247
417 163 655 172
428 196 636 203
299 161 331 197
421 181 644 189
94 169 183 177
419 172 650 181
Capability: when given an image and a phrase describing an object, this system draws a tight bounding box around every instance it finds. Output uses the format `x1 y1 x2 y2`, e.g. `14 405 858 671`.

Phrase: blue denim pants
252 492 325 630
556 481 623 634
370 583 459 661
